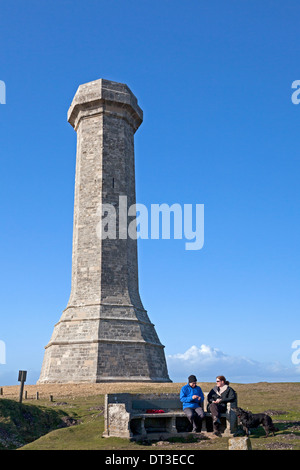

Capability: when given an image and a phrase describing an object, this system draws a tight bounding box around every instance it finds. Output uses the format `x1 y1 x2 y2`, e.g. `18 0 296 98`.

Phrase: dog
232 407 279 437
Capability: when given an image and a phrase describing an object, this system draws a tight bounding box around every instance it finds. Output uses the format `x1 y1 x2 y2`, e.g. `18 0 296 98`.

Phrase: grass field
0 382 299 451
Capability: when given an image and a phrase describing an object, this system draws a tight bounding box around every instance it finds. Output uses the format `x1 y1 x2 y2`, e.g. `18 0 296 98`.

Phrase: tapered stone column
38 79 171 383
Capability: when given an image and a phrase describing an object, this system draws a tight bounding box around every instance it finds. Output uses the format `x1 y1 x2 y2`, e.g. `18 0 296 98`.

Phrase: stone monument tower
38 79 171 383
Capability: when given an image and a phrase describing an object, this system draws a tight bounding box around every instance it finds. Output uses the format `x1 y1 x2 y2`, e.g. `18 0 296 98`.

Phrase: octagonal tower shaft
38 79 171 383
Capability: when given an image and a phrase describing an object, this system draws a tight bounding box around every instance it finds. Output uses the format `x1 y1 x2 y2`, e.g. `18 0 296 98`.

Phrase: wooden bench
103 392 237 440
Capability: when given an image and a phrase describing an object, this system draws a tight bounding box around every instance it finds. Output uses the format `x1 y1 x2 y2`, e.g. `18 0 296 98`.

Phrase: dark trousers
184 406 205 431
209 402 226 429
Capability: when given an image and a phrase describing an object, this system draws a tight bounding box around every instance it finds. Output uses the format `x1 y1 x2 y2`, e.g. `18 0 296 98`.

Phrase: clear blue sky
0 0 299 385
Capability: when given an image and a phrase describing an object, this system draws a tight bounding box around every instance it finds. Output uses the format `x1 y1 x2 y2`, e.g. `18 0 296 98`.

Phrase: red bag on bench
146 409 165 414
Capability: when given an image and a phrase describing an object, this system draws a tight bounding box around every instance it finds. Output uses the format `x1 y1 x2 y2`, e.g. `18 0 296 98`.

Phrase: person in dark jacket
207 375 236 436
180 374 205 432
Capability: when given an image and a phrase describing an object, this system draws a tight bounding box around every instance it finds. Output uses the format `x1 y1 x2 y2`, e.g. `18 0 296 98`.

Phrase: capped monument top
67 78 143 131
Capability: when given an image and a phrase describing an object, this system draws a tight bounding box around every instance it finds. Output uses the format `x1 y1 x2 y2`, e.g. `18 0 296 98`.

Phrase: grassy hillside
0 382 299 450
0 398 71 449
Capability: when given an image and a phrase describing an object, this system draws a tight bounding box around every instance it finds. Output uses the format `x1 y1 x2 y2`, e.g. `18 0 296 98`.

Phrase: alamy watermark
291 80 300 104
96 196 204 251
0 80 6 104
291 340 300 365
0 340 6 364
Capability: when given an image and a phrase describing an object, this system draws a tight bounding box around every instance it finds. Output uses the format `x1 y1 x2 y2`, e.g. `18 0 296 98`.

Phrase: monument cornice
67 78 143 131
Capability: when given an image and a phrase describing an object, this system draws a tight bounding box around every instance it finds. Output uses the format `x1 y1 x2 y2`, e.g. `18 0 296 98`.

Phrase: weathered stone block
228 436 252 450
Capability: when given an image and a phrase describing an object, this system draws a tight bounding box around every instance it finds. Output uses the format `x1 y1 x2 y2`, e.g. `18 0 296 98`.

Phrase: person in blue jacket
180 374 205 432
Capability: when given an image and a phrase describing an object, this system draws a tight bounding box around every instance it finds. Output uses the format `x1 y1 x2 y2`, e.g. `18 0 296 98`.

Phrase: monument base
38 304 171 384
38 341 171 384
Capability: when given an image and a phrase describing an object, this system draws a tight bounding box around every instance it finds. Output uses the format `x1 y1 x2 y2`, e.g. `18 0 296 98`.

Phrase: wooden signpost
18 370 27 403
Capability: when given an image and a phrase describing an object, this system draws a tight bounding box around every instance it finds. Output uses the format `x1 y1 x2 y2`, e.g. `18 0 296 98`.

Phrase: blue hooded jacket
180 383 204 409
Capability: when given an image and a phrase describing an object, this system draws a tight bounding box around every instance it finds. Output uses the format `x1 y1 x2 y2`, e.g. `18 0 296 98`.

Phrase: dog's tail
269 416 279 433
270 423 279 433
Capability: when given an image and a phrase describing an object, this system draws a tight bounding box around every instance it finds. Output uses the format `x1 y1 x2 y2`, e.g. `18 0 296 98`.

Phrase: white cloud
166 345 300 383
